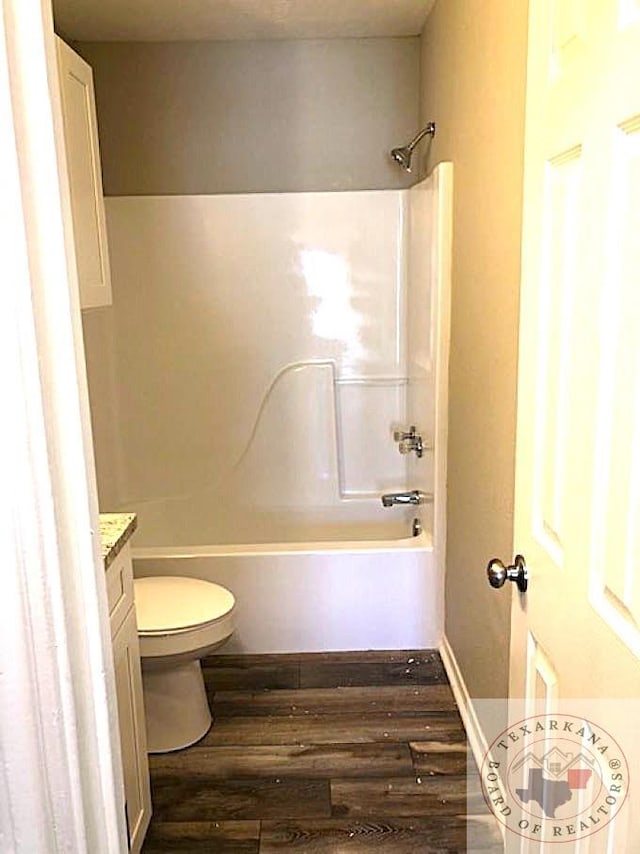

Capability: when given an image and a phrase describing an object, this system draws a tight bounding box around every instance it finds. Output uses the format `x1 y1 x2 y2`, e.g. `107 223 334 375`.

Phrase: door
511 0 640 702
499 0 640 849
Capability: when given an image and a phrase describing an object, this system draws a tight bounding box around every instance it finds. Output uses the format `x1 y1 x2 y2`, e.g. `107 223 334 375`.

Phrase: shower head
391 145 413 171
390 121 436 172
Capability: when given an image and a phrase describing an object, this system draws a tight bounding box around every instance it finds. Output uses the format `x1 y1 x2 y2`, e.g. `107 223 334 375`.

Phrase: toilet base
141 659 212 753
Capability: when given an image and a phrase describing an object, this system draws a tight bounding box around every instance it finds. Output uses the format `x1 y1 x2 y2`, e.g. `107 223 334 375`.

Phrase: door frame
1 0 125 850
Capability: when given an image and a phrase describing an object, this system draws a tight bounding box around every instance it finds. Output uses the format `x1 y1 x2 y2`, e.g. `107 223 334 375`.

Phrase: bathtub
107 165 452 655
133 527 442 654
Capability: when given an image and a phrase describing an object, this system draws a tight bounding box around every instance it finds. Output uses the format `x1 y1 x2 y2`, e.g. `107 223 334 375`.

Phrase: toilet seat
134 576 235 636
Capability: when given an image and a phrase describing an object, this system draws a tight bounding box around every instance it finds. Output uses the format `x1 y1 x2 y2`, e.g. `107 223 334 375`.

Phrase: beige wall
75 38 420 195
419 1 529 698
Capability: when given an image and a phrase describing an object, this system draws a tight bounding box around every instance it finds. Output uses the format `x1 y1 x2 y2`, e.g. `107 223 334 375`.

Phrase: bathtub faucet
381 490 430 507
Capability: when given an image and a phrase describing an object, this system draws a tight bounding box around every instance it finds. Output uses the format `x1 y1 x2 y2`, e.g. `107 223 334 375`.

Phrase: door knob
486 554 528 593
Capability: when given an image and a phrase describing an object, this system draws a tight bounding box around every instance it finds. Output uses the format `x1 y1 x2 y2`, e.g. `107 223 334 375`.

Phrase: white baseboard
439 634 490 771
440 637 508 848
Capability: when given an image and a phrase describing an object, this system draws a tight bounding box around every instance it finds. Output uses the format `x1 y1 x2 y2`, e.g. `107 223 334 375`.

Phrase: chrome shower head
390 121 436 173
391 145 413 172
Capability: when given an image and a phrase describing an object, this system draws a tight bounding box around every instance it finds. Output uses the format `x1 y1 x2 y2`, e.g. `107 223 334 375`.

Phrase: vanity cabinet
106 543 151 852
55 36 112 308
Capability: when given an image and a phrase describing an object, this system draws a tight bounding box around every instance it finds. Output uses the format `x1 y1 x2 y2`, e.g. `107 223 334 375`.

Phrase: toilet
133 576 236 753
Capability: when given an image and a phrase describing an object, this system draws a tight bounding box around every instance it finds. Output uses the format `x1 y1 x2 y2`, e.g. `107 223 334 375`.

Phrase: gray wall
75 38 421 195
419 0 529 699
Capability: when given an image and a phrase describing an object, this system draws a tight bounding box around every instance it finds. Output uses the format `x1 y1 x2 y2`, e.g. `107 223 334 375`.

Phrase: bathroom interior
51 0 527 850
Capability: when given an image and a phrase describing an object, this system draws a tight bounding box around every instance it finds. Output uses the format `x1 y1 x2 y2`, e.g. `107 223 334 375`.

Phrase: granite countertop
99 513 137 569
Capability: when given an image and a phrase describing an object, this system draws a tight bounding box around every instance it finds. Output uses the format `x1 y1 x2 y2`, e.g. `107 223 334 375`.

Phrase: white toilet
133 576 236 753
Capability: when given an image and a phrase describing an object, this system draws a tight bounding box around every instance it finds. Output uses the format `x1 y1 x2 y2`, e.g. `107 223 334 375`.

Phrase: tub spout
381 490 430 507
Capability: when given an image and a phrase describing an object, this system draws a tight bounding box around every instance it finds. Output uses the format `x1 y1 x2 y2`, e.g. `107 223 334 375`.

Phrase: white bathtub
133 529 442 654
112 166 452 656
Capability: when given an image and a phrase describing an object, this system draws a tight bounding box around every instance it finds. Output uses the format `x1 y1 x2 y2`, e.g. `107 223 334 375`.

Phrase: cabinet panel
106 543 134 637
56 37 112 308
112 607 151 852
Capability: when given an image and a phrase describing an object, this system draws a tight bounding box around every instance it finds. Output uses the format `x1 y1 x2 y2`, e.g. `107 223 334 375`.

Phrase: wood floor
142 650 501 853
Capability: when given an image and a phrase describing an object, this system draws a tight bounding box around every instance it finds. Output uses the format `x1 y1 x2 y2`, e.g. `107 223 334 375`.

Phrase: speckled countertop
99 513 137 569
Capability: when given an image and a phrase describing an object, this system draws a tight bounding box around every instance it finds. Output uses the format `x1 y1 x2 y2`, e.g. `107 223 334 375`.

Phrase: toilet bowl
134 576 235 753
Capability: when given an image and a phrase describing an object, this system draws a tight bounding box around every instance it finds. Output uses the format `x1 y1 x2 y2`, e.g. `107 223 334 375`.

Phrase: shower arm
406 121 437 152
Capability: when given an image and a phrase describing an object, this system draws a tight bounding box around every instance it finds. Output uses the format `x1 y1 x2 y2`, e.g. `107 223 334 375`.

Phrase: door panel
589 115 640 657
534 146 582 566
525 632 559 717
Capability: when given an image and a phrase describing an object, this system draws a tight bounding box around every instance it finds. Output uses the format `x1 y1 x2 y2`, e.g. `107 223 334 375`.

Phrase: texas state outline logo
480 713 629 844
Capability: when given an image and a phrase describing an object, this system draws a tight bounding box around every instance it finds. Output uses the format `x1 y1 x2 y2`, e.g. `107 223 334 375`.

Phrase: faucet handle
393 426 416 442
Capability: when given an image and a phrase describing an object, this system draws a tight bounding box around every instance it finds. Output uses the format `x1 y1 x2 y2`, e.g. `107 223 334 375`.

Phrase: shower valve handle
393 426 425 459
394 426 417 443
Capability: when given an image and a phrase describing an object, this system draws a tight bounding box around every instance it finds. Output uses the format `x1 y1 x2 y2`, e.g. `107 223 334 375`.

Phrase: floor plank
150 742 414 780
330 775 484 818
202 657 300 691
199 712 466 747
298 652 446 689
206 650 435 666
151 776 331 822
143 820 260 853
260 816 502 852
210 684 458 717
409 740 470 776
202 650 446 692
292 650 438 664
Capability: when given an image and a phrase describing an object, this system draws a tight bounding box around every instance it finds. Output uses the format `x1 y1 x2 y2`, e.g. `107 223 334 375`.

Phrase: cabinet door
112 607 151 853
56 37 112 308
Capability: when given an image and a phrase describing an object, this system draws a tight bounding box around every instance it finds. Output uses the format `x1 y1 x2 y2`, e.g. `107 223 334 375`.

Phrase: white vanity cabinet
106 543 151 853
55 36 112 308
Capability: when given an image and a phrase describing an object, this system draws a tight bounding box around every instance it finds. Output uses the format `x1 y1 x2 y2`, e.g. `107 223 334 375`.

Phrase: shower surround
83 164 452 652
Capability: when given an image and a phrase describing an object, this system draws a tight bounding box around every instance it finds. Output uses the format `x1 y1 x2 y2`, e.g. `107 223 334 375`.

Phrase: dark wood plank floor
142 650 501 853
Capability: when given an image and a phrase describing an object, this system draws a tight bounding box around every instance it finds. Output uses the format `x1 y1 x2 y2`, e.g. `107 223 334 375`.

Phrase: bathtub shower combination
83 163 453 653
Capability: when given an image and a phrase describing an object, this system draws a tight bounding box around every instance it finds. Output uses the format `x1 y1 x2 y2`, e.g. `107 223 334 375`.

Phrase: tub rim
133 529 433 561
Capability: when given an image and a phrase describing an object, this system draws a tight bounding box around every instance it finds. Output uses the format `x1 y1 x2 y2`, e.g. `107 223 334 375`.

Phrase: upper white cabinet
56 37 112 308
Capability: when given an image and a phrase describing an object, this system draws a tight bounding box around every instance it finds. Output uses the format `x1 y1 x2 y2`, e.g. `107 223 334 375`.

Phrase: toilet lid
134 576 235 634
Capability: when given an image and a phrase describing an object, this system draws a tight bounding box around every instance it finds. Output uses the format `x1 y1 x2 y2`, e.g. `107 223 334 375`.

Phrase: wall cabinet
106 544 151 852
56 37 112 308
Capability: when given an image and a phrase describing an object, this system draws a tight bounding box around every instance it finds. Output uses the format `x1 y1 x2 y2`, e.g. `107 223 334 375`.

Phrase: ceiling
52 0 436 42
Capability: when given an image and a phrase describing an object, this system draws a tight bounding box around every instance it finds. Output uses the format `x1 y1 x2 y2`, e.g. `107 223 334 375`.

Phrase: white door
495 0 640 850
510 0 640 701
